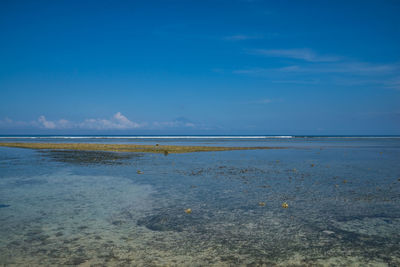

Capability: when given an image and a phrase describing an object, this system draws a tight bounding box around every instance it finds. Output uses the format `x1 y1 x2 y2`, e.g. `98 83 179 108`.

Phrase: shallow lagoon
0 137 400 266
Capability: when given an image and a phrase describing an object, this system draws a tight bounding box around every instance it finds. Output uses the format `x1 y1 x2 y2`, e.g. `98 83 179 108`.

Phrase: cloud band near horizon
0 112 197 130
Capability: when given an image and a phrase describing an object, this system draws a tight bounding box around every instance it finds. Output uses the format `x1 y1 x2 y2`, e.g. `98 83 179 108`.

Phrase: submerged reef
0 142 283 154
38 150 142 165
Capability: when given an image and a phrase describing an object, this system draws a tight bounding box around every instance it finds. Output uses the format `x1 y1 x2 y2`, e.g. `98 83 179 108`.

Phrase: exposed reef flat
0 142 283 154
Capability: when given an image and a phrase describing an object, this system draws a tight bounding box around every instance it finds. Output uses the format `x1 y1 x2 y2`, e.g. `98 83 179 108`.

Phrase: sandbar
0 142 284 154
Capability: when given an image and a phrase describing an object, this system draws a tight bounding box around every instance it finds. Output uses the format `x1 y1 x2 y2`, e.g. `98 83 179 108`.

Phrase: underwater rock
137 214 184 232
111 220 124 226
65 257 88 265
322 230 335 235
0 204 10 208
54 231 63 237
137 210 203 232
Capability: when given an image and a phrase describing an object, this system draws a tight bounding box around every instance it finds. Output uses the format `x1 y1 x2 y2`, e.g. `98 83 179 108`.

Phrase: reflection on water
0 138 400 265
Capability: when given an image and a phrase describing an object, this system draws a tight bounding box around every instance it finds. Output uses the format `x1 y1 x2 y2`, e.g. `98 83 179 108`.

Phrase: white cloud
79 112 141 130
0 113 202 130
113 112 141 128
37 116 73 129
38 116 57 129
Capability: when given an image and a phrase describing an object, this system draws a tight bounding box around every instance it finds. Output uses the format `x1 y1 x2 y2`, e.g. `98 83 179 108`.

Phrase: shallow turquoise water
0 137 400 265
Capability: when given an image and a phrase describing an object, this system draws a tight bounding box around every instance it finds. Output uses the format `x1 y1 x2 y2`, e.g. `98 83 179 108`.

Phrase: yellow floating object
282 202 289 209
137 170 143 174
184 208 192 214
258 202 266 207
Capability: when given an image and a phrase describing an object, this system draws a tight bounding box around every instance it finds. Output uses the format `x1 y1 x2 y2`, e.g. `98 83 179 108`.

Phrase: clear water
0 137 400 266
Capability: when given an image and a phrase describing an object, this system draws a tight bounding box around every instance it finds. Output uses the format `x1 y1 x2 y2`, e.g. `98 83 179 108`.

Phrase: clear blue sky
1 0 399 135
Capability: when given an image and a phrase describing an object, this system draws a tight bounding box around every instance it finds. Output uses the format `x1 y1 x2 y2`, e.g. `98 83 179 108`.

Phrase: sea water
0 136 399 265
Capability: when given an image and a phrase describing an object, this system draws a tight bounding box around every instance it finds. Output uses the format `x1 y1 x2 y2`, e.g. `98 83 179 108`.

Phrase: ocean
0 136 399 265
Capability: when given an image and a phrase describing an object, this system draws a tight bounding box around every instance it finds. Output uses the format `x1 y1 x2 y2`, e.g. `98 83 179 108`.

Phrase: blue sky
0 0 399 135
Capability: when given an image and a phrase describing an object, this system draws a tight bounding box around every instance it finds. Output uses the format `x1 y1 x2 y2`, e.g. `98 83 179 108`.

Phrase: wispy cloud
231 54 399 90
241 98 276 105
152 117 196 129
249 48 340 62
356 111 400 121
233 62 398 76
272 79 320 85
0 118 30 128
278 62 398 74
223 34 261 41
384 77 400 90
258 98 272 104
232 68 266 75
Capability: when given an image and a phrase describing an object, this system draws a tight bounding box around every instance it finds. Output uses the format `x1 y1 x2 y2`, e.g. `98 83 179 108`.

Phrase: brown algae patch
38 150 142 165
0 142 283 154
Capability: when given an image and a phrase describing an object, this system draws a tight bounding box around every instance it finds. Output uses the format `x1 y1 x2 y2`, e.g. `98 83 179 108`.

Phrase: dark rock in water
138 214 184 232
137 211 203 232
0 204 10 208
39 150 143 165
65 257 88 265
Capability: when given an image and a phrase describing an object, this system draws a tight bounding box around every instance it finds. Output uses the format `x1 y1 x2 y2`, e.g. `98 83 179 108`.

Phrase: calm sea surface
0 136 400 266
